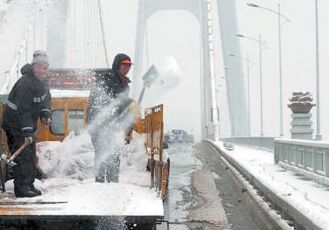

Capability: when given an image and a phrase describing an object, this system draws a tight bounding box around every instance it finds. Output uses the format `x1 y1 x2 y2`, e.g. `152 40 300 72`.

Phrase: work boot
95 176 105 183
95 164 105 182
30 184 42 196
14 185 39 198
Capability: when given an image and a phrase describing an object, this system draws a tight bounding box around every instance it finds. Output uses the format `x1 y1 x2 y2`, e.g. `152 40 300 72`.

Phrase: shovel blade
7 160 17 167
1 154 17 167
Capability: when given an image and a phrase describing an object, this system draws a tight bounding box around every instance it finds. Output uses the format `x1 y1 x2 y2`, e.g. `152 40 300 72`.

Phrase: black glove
23 130 34 144
124 137 131 145
41 110 51 119
41 110 52 125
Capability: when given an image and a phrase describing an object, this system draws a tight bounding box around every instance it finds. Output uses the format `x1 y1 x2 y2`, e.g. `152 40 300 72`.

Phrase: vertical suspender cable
90 1 95 68
97 0 109 67
87 0 91 67
89 0 93 67
83 0 87 67
72 0 76 67
86 0 90 67
33 0 36 51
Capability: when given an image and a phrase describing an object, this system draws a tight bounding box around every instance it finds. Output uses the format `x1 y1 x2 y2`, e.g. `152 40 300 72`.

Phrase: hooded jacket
2 64 51 134
88 53 132 123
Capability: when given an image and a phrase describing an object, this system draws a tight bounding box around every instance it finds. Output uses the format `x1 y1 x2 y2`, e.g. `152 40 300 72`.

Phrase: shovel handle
8 141 31 162
137 86 146 104
7 126 43 163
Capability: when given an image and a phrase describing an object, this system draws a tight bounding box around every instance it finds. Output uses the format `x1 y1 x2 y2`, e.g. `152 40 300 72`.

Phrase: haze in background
236 0 329 139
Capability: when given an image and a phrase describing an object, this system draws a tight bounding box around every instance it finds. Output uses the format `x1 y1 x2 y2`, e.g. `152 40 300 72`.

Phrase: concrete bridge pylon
133 0 248 138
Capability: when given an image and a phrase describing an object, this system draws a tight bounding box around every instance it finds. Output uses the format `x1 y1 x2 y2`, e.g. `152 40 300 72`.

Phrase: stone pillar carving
288 92 315 140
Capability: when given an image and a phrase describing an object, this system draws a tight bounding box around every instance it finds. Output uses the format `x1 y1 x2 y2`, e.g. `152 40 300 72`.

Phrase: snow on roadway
4 178 163 216
3 131 163 217
215 141 329 229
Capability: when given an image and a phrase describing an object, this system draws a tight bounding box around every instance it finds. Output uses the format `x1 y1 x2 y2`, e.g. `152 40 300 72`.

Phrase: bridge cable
97 0 109 68
83 0 87 67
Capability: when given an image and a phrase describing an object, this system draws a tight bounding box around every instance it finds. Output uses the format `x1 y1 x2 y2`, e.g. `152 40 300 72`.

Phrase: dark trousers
91 134 120 183
5 130 36 188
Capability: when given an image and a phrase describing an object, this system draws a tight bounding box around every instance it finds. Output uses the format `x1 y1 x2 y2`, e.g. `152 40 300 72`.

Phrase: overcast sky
236 0 329 139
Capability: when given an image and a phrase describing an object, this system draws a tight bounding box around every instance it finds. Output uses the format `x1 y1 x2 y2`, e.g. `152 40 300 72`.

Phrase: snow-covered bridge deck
214 141 329 228
0 179 163 228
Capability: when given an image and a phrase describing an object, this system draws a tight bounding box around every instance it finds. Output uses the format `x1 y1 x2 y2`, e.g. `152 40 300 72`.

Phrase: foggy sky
236 0 329 139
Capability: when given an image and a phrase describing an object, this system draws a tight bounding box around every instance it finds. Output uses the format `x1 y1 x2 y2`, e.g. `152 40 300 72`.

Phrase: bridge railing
221 136 275 150
221 136 329 185
274 138 329 186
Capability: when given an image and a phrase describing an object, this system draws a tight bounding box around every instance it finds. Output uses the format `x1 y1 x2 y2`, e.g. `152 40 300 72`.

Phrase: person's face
33 62 49 80
118 63 131 78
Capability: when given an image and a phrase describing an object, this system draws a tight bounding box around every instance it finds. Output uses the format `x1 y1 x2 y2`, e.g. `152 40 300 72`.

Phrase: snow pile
37 129 150 187
37 131 95 180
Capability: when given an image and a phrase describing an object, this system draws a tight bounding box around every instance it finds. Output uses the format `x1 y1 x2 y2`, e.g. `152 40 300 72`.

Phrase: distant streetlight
247 2 291 137
314 0 321 140
236 33 266 136
229 53 255 136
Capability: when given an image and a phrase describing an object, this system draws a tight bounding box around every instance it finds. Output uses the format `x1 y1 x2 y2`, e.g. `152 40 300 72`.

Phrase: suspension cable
97 0 109 67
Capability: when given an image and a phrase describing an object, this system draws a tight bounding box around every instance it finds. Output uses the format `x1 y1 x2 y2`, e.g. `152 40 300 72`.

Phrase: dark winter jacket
2 64 51 135
87 54 132 123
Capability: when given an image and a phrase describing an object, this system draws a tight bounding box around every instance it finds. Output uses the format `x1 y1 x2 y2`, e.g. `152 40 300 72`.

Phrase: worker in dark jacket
2 50 52 197
88 53 133 183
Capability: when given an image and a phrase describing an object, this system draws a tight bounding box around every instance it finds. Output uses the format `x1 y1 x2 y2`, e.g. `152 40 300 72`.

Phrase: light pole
236 33 266 136
315 0 321 140
229 53 254 136
247 2 291 137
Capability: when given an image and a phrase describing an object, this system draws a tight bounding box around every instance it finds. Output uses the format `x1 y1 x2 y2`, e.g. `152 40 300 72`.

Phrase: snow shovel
1 139 32 167
124 65 159 140
1 127 42 167
137 65 159 104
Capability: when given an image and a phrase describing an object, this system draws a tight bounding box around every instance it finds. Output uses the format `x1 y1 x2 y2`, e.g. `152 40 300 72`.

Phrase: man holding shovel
2 50 52 197
88 53 135 183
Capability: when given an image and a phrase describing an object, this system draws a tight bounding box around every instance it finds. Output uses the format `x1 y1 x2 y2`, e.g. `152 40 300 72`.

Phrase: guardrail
274 138 329 186
221 136 275 150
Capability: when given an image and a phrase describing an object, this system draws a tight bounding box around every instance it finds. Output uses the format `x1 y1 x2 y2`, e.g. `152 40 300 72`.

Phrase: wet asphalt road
160 142 201 229
158 142 259 230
